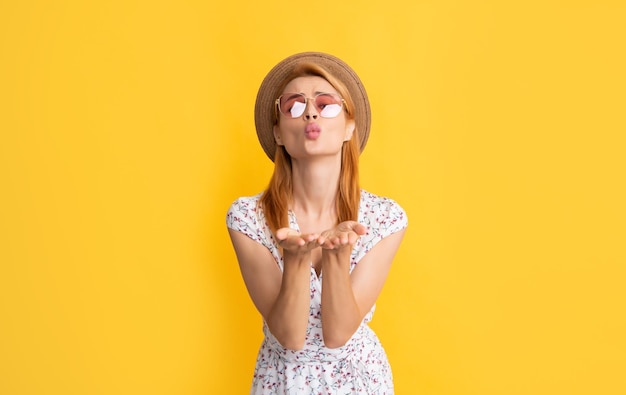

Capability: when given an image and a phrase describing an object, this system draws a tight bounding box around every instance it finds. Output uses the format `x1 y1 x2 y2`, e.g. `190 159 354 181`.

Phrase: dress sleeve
376 198 408 239
353 194 408 263
226 196 283 268
226 197 263 244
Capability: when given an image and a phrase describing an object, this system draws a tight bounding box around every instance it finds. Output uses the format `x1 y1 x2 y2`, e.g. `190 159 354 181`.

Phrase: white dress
226 190 408 394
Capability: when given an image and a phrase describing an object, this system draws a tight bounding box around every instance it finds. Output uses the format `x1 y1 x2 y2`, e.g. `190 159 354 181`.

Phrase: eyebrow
282 93 303 100
282 91 337 98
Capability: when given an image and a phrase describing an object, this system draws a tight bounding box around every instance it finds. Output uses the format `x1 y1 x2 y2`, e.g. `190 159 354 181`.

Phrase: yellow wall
1 1 625 394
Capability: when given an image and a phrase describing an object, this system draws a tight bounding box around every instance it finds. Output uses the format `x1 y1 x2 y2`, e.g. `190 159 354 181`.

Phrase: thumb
338 221 367 236
351 222 368 235
275 227 297 241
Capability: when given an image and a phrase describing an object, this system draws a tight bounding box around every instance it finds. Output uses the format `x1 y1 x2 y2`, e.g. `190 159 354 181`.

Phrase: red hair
260 63 361 235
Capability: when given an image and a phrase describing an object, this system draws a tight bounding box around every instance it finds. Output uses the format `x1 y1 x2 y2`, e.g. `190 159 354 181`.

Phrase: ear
273 125 283 146
344 120 355 141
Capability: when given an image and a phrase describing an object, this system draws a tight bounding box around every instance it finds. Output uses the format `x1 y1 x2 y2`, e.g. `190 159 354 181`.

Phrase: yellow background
1 1 625 394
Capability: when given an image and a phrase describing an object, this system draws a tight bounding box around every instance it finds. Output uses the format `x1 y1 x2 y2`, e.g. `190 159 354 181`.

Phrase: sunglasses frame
275 92 346 119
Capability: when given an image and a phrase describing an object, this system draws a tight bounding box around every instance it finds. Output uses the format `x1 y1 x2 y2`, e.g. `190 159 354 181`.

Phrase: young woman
226 52 407 394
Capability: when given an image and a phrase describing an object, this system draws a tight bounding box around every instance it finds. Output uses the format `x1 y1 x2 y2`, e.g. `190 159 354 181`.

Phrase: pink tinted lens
315 93 343 118
279 94 306 117
278 93 343 118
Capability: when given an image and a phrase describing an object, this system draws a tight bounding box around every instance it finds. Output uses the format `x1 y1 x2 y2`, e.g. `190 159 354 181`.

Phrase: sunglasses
276 92 346 119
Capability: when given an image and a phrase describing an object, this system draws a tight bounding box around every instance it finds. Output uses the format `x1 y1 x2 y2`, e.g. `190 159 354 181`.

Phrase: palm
319 221 367 250
275 227 320 253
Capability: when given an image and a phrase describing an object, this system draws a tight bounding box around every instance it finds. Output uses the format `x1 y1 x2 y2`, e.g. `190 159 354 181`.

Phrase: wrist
322 247 351 264
283 249 313 265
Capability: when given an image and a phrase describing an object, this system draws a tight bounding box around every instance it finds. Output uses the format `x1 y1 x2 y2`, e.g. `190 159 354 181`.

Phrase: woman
226 52 407 394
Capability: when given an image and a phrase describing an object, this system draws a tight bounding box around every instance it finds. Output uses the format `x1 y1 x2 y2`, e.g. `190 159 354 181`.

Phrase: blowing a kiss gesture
275 221 368 253
226 52 407 393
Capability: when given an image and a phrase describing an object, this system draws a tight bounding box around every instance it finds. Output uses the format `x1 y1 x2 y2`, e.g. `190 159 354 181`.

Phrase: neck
290 155 342 218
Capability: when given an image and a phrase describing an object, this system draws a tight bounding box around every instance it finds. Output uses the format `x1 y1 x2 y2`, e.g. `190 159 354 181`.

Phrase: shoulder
351 189 407 264
226 193 282 264
226 193 264 234
227 194 262 215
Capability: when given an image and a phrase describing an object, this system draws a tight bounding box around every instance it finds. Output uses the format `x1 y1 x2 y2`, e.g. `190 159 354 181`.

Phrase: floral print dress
226 190 407 394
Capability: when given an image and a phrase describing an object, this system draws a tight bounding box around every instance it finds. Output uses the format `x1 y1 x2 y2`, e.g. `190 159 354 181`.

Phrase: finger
353 223 368 235
319 237 332 249
318 230 335 245
302 233 319 242
275 227 293 241
283 237 306 249
336 221 356 232
306 240 321 249
320 240 335 249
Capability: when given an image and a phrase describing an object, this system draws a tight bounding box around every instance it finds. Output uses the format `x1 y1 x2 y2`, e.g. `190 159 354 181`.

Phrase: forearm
320 249 362 348
265 251 311 350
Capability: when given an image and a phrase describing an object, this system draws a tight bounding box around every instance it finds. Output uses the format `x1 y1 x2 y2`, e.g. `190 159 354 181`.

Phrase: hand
318 221 368 250
275 227 321 254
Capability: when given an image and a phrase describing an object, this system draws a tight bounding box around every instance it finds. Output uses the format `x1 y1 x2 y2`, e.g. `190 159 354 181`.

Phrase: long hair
260 63 361 235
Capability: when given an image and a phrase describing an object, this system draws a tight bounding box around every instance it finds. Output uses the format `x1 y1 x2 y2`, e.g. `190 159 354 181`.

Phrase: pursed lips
304 122 321 140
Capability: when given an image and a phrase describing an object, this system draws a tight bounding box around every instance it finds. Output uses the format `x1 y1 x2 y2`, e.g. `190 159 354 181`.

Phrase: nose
303 98 318 120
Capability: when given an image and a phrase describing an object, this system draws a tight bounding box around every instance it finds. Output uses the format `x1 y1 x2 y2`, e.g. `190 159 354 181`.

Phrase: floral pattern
226 190 407 394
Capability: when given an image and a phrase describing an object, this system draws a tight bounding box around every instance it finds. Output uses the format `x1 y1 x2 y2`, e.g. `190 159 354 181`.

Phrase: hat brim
254 52 371 161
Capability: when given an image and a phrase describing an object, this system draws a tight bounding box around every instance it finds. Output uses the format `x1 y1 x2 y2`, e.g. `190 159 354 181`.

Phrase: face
273 76 355 161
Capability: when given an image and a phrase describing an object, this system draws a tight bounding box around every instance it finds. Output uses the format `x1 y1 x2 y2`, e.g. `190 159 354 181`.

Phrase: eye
316 93 343 118
289 101 306 118
315 93 340 107
279 93 306 116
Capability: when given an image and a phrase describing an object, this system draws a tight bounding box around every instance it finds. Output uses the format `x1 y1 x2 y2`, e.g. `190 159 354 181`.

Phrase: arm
319 222 406 348
227 227 319 350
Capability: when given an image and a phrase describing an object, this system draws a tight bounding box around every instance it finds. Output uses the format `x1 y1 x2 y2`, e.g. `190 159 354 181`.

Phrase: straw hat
254 52 371 161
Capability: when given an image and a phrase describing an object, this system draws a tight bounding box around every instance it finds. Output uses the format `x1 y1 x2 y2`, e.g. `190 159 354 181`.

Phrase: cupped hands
276 221 368 253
